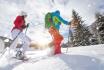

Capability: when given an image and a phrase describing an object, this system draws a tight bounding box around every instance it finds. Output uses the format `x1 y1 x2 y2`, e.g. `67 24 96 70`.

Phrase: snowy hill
0 0 104 70
0 44 104 70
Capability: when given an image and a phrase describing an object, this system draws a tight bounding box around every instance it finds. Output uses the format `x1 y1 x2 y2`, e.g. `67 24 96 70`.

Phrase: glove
21 25 26 29
26 23 29 28
68 22 71 25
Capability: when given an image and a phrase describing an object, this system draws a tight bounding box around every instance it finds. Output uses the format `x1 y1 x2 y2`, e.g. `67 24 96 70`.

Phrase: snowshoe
15 50 25 60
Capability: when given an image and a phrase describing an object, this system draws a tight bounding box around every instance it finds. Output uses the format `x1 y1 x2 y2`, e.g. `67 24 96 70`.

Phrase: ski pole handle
25 23 30 34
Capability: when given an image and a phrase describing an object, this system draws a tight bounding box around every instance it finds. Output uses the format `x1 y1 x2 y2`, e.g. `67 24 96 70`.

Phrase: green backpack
45 12 55 29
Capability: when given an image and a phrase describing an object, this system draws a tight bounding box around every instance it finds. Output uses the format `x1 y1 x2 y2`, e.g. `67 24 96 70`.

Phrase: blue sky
0 0 104 43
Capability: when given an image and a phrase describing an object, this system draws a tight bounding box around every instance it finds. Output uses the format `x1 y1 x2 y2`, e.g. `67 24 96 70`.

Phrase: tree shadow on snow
58 54 104 70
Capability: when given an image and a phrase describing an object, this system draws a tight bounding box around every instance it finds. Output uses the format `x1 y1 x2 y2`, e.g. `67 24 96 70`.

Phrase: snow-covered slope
0 44 104 70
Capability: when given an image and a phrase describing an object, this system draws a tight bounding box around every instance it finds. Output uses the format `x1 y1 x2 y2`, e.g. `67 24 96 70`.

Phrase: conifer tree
70 10 92 47
95 13 104 44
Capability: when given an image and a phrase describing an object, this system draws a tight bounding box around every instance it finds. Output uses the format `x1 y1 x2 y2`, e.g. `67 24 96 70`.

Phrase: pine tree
94 13 104 44
70 10 92 47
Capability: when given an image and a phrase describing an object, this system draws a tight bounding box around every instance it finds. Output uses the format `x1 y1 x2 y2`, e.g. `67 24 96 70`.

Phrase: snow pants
10 29 31 54
49 27 63 55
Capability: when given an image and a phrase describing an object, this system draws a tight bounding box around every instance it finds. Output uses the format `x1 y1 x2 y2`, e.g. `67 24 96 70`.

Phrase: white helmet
20 11 27 16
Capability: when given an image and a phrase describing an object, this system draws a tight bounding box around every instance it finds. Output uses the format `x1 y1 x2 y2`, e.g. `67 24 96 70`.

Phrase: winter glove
26 23 29 28
68 22 71 25
21 25 26 29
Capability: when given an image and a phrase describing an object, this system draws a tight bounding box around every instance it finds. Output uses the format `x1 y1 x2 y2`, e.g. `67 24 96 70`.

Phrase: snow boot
15 50 25 60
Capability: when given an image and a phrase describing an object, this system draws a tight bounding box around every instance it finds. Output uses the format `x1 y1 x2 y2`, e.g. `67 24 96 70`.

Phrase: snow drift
0 44 104 70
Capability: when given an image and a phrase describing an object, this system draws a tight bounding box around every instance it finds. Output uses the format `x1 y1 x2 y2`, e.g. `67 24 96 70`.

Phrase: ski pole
66 24 73 53
25 23 29 34
66 27 70 53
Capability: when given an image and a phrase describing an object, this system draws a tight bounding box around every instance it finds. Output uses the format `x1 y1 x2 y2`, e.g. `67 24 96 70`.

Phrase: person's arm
20 17 27 29
56 14 70 25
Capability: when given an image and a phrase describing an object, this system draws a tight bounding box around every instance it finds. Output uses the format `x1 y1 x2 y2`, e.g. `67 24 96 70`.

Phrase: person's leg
49 27 63 55
53 34 63 55
19 32 31 54
54 42 61 55
13 31 31 59
10 29 21 49
10 29 21 57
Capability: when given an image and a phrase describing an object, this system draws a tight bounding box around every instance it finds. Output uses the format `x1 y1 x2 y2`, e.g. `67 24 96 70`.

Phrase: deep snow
0 44 104 70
